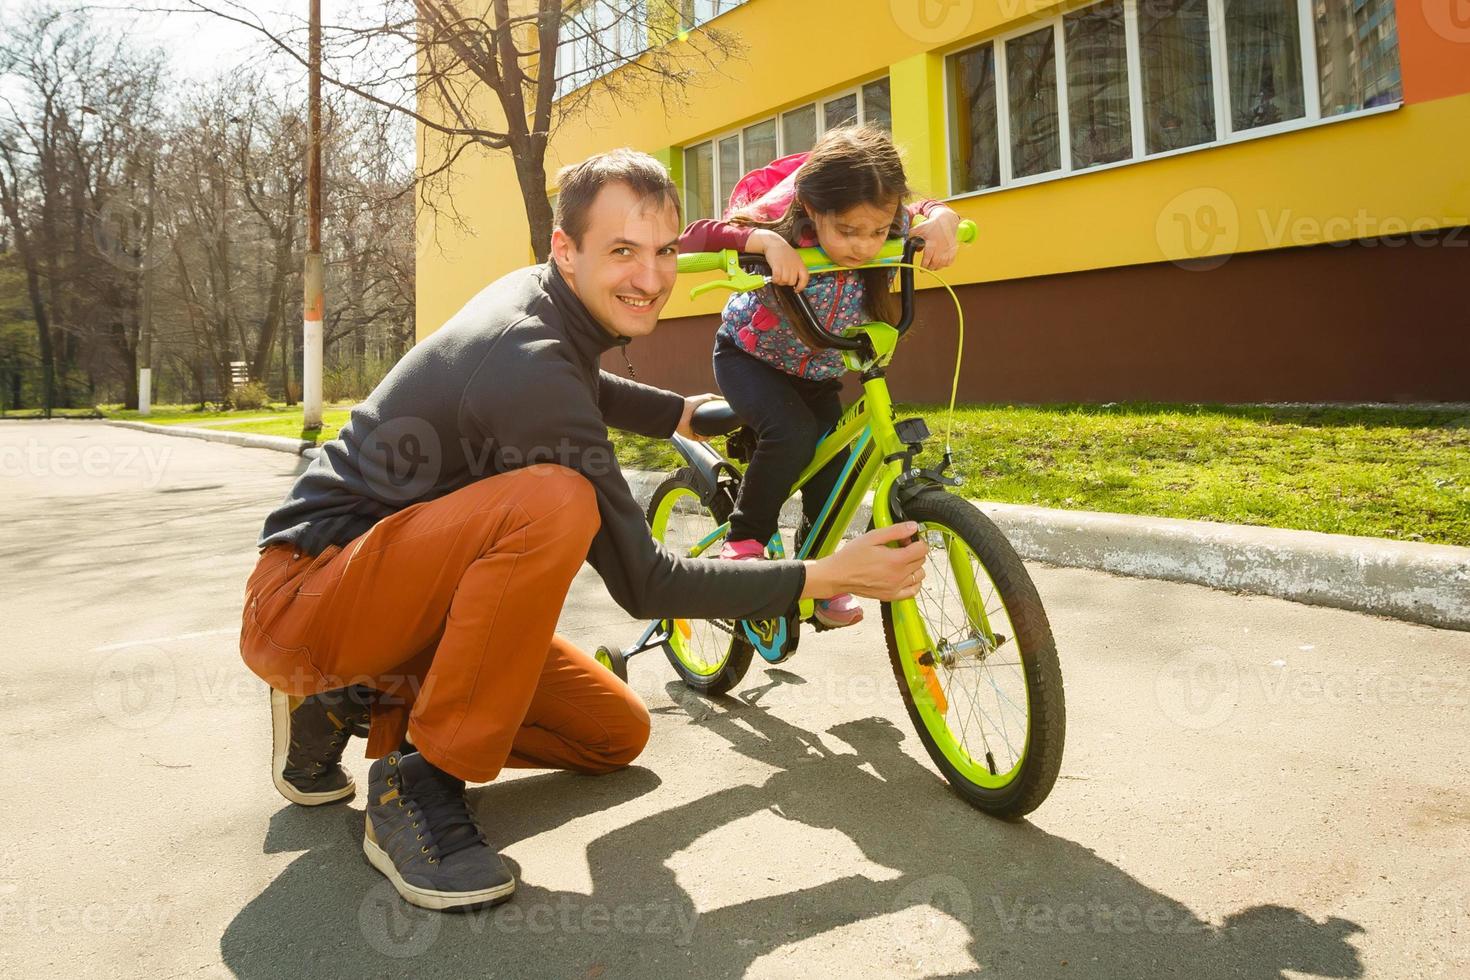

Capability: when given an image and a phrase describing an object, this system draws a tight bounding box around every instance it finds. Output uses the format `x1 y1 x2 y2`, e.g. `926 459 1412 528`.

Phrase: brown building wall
606 230 1470 404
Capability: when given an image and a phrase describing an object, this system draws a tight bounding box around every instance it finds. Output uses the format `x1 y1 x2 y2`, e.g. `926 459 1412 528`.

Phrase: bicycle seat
690 400 745 437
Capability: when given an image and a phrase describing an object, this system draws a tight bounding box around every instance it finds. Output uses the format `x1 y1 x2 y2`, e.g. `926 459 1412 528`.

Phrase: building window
1065 0 1132 170
1006 26 1062 178
1225 0 1305 132
1314 0 1401 115
948 44 1001 193
556 0 751 99
681 78 892 221
555 1 651 99
1138 0 1216 154
683 141 715 223
947 0 1400 194
681 0 747 31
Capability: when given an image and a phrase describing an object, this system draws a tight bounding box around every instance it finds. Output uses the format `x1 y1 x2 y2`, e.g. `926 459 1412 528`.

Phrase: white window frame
683 77 893 221
943 0 1403 200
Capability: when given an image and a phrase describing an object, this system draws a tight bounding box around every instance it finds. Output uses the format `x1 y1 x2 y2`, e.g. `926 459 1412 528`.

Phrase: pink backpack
725 152 808 221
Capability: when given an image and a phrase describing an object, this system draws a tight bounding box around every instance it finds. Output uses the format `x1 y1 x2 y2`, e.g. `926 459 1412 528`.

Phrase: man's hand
677 393 722 442
917 206 963 272
803 522 929 601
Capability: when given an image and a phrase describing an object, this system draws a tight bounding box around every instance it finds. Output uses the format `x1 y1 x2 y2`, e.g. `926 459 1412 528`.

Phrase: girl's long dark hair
728 125 910 344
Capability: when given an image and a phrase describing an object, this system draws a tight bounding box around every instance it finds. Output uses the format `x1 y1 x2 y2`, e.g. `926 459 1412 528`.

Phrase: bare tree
140 0 743 260
0 5 167 412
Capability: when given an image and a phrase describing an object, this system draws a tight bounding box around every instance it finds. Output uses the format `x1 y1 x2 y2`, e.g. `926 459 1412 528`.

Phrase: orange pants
239 464 650 783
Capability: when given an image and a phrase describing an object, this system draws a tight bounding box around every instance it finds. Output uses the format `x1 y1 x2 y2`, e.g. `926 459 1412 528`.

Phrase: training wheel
593 645 629 682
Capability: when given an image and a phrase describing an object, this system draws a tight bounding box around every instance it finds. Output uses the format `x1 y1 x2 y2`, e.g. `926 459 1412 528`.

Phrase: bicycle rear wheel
880 491 1065 819
646 469 755 695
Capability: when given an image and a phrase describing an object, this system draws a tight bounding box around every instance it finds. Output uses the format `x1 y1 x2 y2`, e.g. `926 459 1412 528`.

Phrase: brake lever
689 269 769 300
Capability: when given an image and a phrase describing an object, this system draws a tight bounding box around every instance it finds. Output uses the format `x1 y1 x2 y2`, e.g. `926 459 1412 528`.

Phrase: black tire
646 470 755 696
593 645 629 683
880 490 1065 820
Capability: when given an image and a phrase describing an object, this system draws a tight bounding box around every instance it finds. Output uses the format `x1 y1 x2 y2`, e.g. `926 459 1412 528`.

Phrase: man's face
551 181 681 339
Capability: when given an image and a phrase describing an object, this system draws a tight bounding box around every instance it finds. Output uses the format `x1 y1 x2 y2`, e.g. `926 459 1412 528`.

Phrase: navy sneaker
362 751 516 911
269 686 371 806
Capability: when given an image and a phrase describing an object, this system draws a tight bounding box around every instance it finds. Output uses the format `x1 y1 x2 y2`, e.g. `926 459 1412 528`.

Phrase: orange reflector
675 619 691 639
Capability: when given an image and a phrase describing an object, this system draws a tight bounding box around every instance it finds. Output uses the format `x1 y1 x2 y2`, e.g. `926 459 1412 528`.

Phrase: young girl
679 126 962 629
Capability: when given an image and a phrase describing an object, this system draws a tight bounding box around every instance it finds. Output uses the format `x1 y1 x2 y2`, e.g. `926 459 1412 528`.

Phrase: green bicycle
598 220 1065 819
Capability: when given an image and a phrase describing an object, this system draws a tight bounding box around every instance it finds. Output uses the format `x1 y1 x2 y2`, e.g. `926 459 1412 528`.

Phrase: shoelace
411 774 487 861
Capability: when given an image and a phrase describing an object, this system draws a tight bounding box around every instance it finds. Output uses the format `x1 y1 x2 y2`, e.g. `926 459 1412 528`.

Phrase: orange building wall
1398 2 1470 103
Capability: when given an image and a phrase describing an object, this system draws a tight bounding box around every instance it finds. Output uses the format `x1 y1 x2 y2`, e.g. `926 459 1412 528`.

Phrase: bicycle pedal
742 617 794 664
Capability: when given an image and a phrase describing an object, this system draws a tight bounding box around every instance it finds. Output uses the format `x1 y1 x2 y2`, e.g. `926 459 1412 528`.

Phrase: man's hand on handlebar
748 229 810 291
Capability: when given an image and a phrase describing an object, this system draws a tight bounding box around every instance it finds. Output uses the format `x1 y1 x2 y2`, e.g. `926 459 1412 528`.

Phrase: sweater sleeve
597 370 685 438
680 219 755 253
469 353 805 621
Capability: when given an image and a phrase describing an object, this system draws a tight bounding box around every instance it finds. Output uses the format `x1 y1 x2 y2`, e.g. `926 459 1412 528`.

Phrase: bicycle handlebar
676 218 976 355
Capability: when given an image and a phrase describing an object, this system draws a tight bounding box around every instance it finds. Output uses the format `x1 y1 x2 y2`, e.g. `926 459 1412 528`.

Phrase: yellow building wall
418 0 1470 337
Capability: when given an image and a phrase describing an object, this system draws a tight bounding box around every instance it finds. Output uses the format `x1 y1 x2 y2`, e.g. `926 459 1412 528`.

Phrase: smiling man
239 149 928 913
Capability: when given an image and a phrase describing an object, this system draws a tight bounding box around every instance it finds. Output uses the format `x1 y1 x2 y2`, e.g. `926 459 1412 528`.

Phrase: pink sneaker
814 593 864 630
719 538 766 560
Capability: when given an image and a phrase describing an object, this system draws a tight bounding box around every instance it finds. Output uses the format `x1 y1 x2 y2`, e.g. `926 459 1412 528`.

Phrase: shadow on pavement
220 674 1364 979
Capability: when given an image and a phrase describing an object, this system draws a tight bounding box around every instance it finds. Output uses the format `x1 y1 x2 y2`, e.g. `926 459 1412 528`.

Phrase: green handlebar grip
957 218 977 243
677 250 730 274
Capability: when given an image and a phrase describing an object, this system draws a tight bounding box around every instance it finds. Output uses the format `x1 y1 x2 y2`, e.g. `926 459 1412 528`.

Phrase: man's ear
550 227 576 277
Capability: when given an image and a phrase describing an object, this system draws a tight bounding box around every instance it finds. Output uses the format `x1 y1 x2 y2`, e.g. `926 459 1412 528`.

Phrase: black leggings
713 335 850 546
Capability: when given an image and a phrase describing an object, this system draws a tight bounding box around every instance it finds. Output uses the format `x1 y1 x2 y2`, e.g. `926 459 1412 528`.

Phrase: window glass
1007 26 1062 177
862 78 892 130
742 119 778 171
1225 0 1305 131
718 136 741 215
948 44 1002 193
782 104 818 154
1314 0 1401 116
823 93 859 130
1065 0 1132 169
683 141 714 223
1139 0 1217 154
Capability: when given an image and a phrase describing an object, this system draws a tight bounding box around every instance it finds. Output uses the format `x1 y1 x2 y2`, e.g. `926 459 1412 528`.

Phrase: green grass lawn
613 402 1470 547
91 400 1470 546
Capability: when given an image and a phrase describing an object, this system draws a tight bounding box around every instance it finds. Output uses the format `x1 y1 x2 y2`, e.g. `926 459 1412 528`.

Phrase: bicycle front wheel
880 491 1065 819
646 469 755 695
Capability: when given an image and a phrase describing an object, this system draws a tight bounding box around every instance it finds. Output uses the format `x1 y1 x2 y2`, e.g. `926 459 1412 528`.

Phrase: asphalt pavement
2 421 1467 979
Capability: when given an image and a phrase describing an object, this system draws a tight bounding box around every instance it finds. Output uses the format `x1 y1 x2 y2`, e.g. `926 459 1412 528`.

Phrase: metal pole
303 0 324 428
138 156 155 416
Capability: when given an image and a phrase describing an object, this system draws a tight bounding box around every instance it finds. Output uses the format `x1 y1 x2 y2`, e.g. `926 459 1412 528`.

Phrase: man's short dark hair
554 149 682 247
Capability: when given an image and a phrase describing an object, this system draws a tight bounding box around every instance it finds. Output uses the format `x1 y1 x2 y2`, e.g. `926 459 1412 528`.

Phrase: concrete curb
102 421 1470 632
624 469 1470 633
104 420 317 456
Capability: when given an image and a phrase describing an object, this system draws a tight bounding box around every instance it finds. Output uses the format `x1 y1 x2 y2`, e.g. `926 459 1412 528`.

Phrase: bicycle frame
666 319 955 709
626 218 981 712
